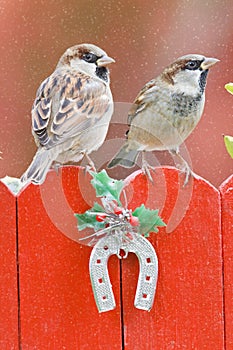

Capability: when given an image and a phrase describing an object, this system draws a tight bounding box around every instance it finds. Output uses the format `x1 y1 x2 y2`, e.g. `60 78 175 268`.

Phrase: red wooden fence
0 183 18 349
220 175 233 350
0 166 232 349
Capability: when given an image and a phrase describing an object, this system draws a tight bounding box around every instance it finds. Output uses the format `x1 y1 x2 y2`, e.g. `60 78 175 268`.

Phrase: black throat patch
199 69 209 93
96 67 108 82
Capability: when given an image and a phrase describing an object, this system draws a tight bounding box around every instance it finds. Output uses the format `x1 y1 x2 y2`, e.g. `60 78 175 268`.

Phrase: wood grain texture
122 167 224 350
0 182 18 349
17 167 122 349
220 174 233 350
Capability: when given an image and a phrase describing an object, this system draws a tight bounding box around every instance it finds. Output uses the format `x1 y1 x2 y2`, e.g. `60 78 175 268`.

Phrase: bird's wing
32 69 112 148
127 79 159 126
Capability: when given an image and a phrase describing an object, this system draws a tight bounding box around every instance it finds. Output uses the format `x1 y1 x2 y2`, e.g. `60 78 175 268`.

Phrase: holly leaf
75 202 106 231
225 83 233 95
90 170 123 205
224 135 233 159
133 204 166 237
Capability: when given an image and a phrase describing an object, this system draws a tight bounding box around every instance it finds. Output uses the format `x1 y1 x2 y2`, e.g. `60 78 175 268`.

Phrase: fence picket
17 167 122 350
121 168 225 349
220 174 233 350
0 182 18 349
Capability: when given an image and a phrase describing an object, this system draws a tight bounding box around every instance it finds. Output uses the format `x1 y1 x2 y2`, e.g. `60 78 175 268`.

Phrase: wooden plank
220 174 233 350
17 166 122 349
122 167 224 349
0 182 18 349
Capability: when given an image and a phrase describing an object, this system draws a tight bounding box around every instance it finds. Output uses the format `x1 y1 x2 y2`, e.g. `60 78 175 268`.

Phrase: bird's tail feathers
21 148 56 185
108 143 139 168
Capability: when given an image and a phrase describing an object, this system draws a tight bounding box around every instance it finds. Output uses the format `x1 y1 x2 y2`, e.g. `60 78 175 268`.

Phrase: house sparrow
21 43 115 185
108 54 219 184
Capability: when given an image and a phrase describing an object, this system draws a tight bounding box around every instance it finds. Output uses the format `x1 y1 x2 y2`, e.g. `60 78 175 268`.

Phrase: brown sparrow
21 43 115 185
108 54 219 184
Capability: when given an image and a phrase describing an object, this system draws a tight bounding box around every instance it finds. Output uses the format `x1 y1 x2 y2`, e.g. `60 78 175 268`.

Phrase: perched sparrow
108 54 219 184
21 43 115 185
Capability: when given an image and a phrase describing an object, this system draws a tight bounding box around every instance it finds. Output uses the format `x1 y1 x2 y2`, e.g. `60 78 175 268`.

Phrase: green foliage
75 203 105 231
224 135 233 159
133 204 166 237
225 83 233 95
75 170 166 238
224 83 233 159
90 170 123 205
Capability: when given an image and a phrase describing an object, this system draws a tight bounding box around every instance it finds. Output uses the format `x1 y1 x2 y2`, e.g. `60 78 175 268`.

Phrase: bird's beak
96 55 115 67
201 57 220 70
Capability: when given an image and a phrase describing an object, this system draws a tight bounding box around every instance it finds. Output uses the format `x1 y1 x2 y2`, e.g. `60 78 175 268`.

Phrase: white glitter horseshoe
89 232 158 313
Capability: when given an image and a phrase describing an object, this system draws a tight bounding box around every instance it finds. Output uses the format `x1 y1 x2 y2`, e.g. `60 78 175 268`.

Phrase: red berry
114 206 123 215
129 215 139 226
96 214 106 222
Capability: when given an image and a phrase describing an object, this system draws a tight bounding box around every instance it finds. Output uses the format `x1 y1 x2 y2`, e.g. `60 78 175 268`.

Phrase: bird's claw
177 162 195 187
169 149 195 187
83 153 97 173
52 163 62 175
84 164 94 175
142 160 155 183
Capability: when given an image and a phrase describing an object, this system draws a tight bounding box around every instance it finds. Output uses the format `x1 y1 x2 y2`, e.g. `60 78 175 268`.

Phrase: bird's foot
169 149 195 187
141 159 155 183
52 162 62 175
84 153 97 173
177 162 195 187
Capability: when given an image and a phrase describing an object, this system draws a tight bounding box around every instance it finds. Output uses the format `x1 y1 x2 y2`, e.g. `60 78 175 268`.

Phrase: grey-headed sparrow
21 43 115 185
108 54 219 184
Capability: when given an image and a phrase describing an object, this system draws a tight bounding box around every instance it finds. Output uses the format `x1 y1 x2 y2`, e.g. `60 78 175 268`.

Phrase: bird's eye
185 60 200 70
82 53 98 63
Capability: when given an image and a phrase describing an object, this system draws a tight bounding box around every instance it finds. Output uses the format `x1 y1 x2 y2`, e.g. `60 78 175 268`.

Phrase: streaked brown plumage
108 54 219 184
21 43 115 185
